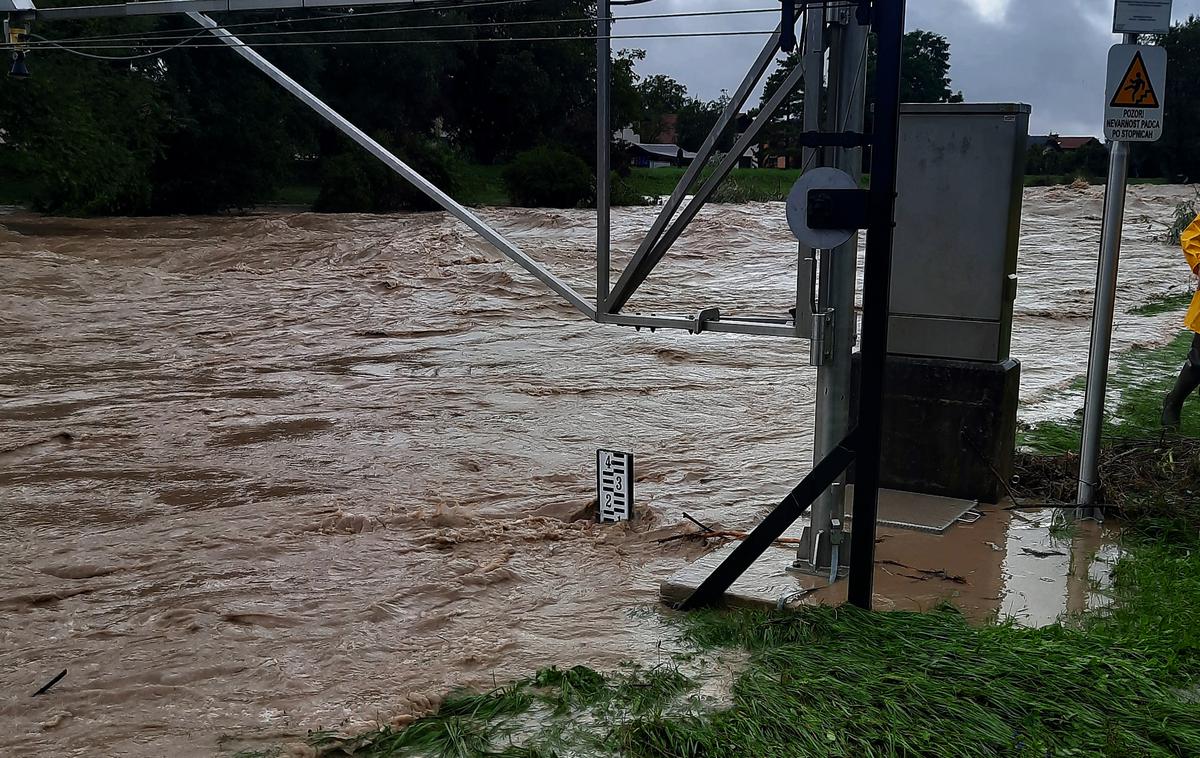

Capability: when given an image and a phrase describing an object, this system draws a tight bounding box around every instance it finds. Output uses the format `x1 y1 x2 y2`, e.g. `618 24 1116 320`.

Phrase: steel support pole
1077 32 1137 513
847 0 906 611
800 6 824 174
800 9 827 364
795 4 833 572
800 8 867 577
187 11 596 320
596 0 611 310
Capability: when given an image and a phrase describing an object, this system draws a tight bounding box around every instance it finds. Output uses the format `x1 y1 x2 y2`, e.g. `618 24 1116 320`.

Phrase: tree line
0 6 975 214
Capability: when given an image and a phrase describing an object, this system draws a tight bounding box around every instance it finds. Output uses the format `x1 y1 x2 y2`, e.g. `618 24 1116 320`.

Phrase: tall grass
1020 330 1200 453
314 573 1200 757
1166 188 1200 246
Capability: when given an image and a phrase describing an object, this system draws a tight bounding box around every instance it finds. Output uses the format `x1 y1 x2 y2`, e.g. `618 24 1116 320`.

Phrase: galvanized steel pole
1077 32 1137 513
806 8 867 577
796 2 833 574
596 0 611 310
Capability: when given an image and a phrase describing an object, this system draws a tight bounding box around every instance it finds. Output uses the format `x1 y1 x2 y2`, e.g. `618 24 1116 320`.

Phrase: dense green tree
1 1 599 213
864 29 963 104
1134 16 1200 181
898 30 963 104
150 42 314 213
314 133 460 213
676 96 734 154
627 71 733 153
758 29 963 167
0 55 169 214
0 9 983 214
756 50 808 167
502 146 591 207
637 73 689 141
1025 139 1110 179
611 49 644 134
444 0 594 163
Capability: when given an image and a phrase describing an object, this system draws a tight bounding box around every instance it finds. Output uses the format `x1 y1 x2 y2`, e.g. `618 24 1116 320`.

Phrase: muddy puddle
0 184 1193 755
663 504 1121 629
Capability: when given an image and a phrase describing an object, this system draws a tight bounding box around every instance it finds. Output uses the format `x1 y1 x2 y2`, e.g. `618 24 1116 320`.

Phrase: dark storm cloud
621 0 1200 137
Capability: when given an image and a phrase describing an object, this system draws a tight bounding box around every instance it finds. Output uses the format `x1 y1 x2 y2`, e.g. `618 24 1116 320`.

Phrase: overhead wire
23 30 214 59
15 0 859 49
20 0 544 46
18 6 785 49
16 28 787 59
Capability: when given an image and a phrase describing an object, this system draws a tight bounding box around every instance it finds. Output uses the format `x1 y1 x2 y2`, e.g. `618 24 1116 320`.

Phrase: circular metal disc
785 167 858 249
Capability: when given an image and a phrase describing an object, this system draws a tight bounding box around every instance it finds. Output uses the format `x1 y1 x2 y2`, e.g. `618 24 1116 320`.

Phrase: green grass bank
247 170 1178 210
0 167 1177 212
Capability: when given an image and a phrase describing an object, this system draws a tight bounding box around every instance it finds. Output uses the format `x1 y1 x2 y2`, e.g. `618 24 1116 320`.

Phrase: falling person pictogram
1110 50 1161 109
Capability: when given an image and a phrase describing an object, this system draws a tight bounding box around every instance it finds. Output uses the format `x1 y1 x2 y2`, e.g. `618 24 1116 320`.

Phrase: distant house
647 114 679 145
1028 134 1104 153
1057 136 1103 151
1028 134 1059 152
628 142 696 169
613 126 695 168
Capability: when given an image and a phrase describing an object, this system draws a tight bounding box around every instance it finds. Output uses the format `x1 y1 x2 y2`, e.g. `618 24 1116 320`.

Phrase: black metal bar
808 188 869 231
794 130 870 148
679 430 857 609
780 0 797 52
847 0 906 610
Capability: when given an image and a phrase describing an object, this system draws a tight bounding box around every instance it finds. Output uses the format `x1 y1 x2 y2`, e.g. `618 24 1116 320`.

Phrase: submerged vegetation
1020 330 1200 453
1166 188 1200 246
296 541 1200 757
1131 291 1196 317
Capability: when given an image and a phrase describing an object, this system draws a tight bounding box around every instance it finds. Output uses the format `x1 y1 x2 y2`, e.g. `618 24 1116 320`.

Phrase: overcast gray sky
621 0 1200 137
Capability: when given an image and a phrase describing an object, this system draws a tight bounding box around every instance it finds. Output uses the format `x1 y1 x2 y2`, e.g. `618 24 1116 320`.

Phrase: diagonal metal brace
607 54 809 313
609 25 783 316
679 429 858 609
188 11 596 320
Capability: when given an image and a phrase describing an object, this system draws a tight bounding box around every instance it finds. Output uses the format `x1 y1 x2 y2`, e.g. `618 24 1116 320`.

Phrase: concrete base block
851 354 1020 504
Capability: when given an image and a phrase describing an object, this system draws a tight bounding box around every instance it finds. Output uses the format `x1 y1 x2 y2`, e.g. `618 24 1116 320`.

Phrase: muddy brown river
1 184 1195 756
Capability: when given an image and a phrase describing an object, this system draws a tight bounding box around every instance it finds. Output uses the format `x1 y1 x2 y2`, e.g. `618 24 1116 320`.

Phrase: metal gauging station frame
4 0 908 610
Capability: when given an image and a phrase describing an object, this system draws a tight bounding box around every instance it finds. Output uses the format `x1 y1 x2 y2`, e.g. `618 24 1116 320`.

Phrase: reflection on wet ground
663 505 1121 628
0 185 1190 755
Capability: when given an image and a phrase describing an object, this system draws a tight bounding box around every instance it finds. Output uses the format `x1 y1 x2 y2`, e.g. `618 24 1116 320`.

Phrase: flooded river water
1 184 1195 755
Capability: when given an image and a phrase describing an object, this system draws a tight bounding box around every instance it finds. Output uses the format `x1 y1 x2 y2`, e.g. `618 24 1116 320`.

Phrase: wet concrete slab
845 485 978 532
661 495 1120 627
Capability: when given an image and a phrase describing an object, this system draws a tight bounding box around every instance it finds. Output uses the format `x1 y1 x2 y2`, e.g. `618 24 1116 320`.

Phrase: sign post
1078 34 1169 512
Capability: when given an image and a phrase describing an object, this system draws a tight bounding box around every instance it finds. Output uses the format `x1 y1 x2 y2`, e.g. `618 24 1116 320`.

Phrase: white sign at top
1114 0 1173 34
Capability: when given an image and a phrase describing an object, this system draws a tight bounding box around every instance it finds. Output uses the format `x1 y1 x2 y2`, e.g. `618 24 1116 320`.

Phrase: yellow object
1183 212 1200 334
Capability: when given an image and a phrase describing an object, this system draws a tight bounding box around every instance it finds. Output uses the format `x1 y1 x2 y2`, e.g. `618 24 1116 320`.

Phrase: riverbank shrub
314 134 460 213
502 147 591 208
1167 187 1200 245
610 172 653 206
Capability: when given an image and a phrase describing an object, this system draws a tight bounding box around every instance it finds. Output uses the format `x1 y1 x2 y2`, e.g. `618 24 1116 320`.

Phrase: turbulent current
1 184 1195 755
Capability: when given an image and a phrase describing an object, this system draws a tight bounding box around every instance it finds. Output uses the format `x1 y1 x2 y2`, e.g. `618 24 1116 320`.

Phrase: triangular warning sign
1110 51 1160 108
